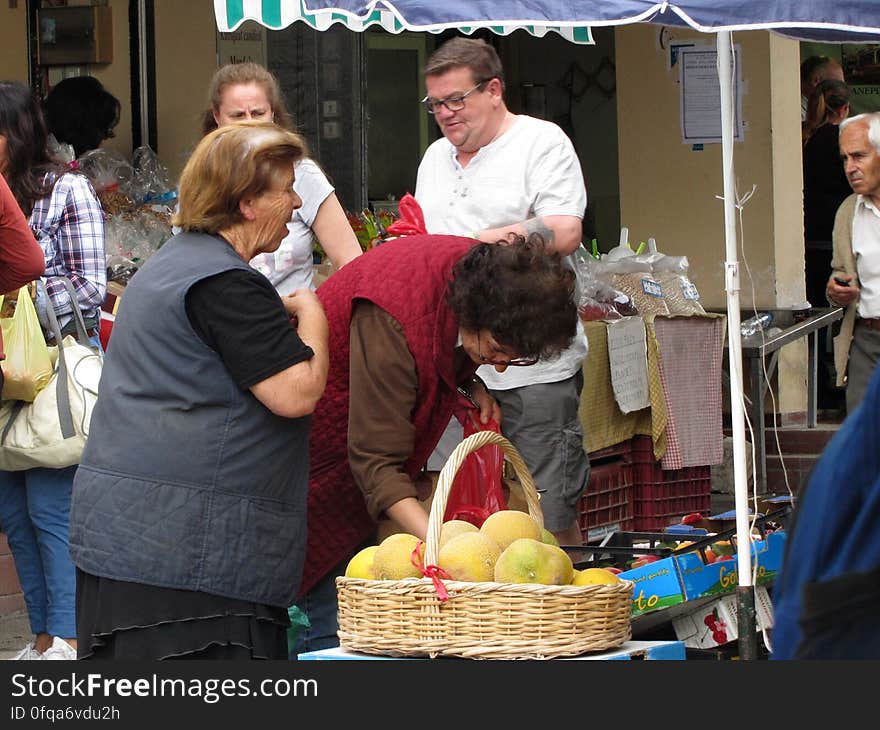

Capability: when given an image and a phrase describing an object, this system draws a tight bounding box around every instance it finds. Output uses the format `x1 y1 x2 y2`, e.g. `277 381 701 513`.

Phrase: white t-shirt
415 114 588 390
852 195 880 319
250 158 334 294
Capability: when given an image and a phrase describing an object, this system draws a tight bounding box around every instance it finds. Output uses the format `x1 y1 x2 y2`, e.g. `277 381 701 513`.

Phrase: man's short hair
800 55 842 89
423 37 505 89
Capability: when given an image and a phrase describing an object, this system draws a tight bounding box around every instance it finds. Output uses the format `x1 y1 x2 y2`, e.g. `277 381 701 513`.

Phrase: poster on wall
679 45 744 145
842 44 880 115
217 20 267 67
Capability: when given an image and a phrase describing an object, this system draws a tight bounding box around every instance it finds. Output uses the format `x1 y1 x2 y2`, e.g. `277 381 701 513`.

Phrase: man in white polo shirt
415 37 589 545
826 111 880 413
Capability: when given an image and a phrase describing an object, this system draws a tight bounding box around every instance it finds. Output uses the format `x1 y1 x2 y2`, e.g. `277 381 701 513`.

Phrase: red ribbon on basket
410 542 451 601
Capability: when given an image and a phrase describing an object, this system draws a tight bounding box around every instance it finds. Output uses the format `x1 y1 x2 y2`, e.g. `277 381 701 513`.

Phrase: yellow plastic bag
0 286 54 402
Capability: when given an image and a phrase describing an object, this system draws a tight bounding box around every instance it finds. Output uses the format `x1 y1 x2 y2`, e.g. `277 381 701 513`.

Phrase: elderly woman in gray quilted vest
69 121 329 660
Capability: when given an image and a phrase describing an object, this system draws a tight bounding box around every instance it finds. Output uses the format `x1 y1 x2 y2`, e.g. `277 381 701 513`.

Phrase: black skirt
76 569 290 660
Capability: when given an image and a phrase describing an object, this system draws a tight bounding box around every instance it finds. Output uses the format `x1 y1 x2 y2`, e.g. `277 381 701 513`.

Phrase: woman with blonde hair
69 121 329 660
202 62 361 294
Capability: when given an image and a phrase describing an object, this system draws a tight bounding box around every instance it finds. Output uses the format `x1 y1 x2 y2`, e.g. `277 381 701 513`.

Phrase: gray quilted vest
69 232 310 607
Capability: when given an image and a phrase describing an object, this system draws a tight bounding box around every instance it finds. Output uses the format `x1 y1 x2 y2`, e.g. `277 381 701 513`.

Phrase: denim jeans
0 331 102 640
0 464 78 638
288 534 376 659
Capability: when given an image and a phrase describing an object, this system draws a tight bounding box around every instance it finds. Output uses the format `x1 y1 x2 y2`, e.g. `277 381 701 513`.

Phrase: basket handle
424 430 543 565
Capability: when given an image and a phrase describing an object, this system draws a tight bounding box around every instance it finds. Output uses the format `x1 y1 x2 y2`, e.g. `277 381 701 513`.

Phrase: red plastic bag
385 193 427 237
443 414 508 528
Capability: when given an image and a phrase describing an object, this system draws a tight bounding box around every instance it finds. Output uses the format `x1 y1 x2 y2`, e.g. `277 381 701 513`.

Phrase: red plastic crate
577 459 634 542
631 464 711 532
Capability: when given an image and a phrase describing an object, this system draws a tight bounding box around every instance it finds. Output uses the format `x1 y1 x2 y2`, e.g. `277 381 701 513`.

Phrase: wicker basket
336 430 634 659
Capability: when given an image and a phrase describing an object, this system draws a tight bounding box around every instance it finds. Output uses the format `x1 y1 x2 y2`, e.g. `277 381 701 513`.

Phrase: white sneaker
41 637 77 661
10 642 43 660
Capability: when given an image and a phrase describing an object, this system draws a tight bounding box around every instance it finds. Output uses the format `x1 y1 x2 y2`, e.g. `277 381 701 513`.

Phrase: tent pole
716 31 758 660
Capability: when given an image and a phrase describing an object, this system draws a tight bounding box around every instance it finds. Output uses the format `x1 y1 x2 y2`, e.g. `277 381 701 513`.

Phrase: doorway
366 31 429 211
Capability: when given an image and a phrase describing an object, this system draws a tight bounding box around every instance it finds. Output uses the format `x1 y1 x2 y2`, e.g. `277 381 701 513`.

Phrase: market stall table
713 306 844 494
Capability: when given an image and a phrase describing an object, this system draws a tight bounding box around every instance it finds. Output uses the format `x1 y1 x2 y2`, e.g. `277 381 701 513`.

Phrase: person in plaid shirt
0 80 105 661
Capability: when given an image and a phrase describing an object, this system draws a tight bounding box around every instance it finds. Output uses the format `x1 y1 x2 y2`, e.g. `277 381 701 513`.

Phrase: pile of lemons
344 510 622 586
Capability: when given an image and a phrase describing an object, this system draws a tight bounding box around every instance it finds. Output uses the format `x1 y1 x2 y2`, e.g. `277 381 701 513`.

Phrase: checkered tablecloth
652 315 726 469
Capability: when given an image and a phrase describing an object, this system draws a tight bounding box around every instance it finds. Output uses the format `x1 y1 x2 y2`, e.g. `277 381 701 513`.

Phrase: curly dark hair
44 76 121 157
446 235 577 360
0 81 64 216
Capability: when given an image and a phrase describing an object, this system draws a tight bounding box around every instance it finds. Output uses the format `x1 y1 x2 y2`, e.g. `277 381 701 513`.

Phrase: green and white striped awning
213 0 594 44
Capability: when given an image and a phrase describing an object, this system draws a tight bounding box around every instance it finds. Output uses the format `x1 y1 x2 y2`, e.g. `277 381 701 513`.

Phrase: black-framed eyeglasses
478 332 539 367
421 81 486 115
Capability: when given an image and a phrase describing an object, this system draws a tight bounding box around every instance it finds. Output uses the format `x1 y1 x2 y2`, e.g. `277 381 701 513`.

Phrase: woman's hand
282 287 322 319
250 288 329 418
470 378 502 425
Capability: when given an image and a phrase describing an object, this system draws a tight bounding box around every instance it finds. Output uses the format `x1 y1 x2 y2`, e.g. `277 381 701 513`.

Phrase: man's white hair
840 111 880 154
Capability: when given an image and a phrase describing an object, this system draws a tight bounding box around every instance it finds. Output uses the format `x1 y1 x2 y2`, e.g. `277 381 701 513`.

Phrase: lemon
344 545 379 579
571 567 623 586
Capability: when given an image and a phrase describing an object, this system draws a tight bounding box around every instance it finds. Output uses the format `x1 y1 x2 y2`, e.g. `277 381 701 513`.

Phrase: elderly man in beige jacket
827 111 880 414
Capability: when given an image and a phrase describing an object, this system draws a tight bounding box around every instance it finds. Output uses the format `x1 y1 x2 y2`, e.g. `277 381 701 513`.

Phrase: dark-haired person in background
44 76 120 159
800 55 844 122
802 78 852 414
0 80 105 661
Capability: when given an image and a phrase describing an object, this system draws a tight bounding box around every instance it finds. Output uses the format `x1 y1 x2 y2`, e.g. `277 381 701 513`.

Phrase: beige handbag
0 279 102 471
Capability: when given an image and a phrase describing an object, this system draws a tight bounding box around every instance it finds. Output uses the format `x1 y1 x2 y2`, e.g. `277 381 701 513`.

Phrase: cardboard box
619 556 687 616
617 530 786 618
672 586 774 649
676 530 786 601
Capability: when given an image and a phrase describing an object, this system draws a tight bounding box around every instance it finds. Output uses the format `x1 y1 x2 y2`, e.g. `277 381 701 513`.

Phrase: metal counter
715 306 844 493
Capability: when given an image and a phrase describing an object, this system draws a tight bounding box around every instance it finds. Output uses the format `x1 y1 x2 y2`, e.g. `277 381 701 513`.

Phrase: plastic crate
577 459 634 542
587 439 633 465
623 436 711 531
631 465 712 532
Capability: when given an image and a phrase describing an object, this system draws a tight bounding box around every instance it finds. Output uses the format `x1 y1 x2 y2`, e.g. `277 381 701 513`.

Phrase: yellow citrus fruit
540 528 560 546
494 538 573 585
439 519 480 549
571 568 623 586
437 532 501 582
344 545 379 579
372 533 425 580
480 510 541 552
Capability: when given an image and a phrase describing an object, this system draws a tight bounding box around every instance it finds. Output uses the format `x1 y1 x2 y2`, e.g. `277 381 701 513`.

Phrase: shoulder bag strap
36 280 76 439
49 276 92 348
